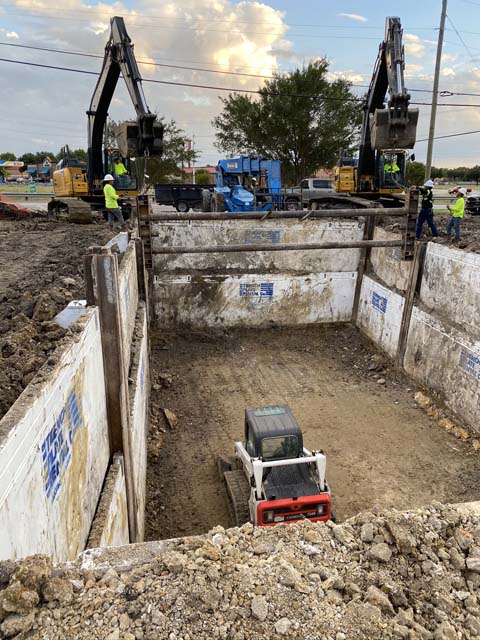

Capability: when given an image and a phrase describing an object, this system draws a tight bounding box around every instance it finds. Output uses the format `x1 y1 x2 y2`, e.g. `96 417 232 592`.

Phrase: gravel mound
1 502 480 639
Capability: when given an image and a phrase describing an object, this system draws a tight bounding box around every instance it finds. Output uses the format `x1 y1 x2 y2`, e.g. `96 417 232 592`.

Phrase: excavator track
223 469 251 527
48 199 93 224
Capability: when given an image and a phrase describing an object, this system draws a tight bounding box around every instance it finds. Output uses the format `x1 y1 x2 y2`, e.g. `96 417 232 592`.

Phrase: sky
1 0 479 168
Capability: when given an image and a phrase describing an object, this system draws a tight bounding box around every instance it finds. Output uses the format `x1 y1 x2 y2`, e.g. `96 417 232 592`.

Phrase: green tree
194 169 213 185
19 153 37 165
0 152 16 161
212 60 362 185
466 165 480 185
136 119 198 186
406 161 426 186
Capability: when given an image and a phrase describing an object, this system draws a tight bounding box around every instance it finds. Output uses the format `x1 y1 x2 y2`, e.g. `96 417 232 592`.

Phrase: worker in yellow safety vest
114 157 129 187
384 161 400 174
446 187 466 242
103 174 126 229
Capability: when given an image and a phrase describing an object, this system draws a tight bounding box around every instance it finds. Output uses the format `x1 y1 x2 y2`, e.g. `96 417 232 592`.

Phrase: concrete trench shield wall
0 309 110 562
152 219 364 327
355 275 405 358
128 303 149 541
152 219 364 273
404 307 480 429
153 272 357 328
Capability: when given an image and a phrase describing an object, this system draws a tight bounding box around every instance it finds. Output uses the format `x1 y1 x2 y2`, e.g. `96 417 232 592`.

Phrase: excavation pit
145 325 480 541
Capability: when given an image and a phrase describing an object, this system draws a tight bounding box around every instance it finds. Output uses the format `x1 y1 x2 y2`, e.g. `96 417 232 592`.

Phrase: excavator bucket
370 108 419 150
113 120 163 157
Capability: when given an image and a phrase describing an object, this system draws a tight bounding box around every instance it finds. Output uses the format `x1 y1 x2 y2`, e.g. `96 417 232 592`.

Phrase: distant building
183 165 216 184
0 160 23 182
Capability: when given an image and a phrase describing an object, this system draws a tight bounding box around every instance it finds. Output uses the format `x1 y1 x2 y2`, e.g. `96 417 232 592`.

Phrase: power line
446 14 477 61
416 129 480 142
2 55 480 107
0 2 438 32
0 40 453 95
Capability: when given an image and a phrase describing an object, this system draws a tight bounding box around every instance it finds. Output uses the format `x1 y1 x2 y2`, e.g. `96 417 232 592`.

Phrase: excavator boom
87 16 163 188
369 17 419 150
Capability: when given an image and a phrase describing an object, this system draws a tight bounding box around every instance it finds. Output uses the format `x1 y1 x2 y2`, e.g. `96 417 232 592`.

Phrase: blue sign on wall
245 229 281 244
41 388 84 502
239 282 274 298
459 348 480 381
371 291 388 314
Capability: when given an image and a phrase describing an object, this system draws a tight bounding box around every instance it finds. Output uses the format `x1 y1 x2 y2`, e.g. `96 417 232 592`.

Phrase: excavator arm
87 16 163 187
358 16 418 179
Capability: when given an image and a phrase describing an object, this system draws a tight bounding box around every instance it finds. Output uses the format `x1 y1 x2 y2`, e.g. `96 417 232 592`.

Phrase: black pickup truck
154 183 213 212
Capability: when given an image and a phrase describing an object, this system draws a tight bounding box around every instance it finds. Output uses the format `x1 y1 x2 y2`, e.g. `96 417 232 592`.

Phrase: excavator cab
378 150 406 190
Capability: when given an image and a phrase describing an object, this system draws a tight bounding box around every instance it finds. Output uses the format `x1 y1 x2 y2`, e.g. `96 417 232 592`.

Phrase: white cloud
1 0 292 159
6 31 19 39
442 54 457 63
327 70 364 84
404 34 426 59
441 67 456 77
336 13 367 23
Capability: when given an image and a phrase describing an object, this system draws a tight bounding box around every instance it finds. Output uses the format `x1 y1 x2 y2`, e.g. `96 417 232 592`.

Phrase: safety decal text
371 291 388 314
41 387 84 501
245 229 281 244
459 348 480 381
239 282 274 298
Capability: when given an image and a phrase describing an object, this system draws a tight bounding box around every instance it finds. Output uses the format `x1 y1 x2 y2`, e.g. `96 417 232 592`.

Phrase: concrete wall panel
87 454 129 549
153 272 357 328
128 304 149 542
356 275 405 358
118 242 139 365
0 309 110 562
152 220 363 273
371 228 413 292
404 307 480 430
420 243 480 334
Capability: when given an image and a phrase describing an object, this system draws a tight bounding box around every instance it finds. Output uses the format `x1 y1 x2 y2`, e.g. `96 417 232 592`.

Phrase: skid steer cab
218 405 332 527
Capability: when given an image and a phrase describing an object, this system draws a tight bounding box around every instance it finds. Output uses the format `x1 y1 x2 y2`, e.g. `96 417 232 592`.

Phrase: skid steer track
223 469 250 527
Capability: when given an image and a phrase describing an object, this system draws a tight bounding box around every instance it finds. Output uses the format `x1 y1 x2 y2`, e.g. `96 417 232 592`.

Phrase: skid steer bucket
370 108 419 150
113 119 163 157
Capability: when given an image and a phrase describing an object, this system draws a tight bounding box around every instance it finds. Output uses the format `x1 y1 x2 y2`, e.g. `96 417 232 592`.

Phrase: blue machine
211 156 282 212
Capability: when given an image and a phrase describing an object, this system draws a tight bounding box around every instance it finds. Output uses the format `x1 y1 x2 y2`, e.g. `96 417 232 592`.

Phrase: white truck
284 178 335 209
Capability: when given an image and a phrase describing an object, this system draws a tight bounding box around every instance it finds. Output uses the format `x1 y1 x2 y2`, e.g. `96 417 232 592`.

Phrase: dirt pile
0 220 112 420
1 503 480 639
381 213 480 251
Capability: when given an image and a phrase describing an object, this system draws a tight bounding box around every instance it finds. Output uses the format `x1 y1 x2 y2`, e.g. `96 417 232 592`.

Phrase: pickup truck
155 183 214 212
283 178 335 209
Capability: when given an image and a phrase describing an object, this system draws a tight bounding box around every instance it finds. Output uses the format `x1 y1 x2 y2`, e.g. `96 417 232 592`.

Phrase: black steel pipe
150 207 406 222
152 239 403 254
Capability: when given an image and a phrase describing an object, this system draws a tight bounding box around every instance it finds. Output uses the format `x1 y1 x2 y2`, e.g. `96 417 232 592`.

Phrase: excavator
309 16 418 210
49 16 163 222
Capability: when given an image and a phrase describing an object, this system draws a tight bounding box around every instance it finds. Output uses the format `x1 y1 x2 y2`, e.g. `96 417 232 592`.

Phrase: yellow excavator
334 16 418 207
297 16 418 212
50 16 163 222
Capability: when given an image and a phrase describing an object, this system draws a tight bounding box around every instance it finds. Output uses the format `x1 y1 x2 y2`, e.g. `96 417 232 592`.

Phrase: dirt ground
0 219 112 420
145 325 480 541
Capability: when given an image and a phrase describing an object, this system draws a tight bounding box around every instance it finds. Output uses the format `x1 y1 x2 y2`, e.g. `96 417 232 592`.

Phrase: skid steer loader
218 405 332 527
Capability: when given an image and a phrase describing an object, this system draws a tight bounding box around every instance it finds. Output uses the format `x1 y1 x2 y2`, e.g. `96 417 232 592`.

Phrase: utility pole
425 0 447 180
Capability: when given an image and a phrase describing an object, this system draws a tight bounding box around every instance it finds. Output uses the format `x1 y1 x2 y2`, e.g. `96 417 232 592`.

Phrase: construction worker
446 187 466 243
415 179 439 240
103 174 125 229
114 157 129 187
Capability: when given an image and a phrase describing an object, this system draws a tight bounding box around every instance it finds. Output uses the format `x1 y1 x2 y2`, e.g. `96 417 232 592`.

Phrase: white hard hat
424 179 434 188
104 174 114 181
458 187 467 196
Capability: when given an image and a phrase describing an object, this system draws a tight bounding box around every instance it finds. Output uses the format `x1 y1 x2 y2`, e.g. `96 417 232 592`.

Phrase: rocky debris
0 221 112 420
0 503 479 639
163 408 178 430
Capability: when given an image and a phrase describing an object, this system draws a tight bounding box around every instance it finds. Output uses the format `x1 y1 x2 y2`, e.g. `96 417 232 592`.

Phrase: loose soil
0 219 112 420
145 325 480 541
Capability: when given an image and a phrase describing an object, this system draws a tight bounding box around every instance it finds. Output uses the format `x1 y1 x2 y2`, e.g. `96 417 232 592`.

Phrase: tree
194 169 213 185
406 161 426 186
0 152 16 161
466 165 480 185
212 60 362 185
19 151 57 164
136 119 198 186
